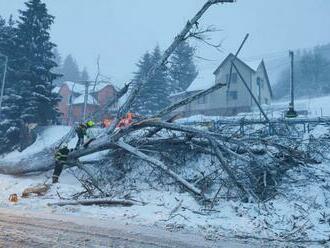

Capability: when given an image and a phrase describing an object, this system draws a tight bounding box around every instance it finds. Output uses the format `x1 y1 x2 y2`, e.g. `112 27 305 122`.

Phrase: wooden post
67 82 76 125
231 62 270 123
227 33 249 90
83 81 90 120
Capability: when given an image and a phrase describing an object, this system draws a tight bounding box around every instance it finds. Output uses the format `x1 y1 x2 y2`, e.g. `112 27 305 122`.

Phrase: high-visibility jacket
55 147 70 164
117 113 134 128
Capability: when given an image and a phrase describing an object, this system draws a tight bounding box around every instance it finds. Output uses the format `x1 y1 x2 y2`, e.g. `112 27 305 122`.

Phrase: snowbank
1 126 71 163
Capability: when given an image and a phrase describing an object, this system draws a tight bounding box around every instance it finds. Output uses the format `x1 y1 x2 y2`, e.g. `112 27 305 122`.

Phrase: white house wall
169 55 272 117
215 58 253 108
251 65 272 107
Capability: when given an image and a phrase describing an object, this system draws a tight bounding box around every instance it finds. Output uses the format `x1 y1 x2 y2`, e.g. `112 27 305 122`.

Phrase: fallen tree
0 0 233 175
1 0 327 204
48 198 135 207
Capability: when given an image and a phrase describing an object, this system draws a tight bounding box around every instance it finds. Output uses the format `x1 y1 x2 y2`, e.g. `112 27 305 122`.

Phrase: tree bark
116 139 204 197
153 83 226 119
106 0 233 134
48 198 135 207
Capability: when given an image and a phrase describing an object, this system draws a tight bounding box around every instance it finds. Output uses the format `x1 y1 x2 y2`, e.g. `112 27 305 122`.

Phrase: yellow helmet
86 120 95 127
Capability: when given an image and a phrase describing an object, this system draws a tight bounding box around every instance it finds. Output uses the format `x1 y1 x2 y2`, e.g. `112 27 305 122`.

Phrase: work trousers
75 136 84 149
52 161 64 183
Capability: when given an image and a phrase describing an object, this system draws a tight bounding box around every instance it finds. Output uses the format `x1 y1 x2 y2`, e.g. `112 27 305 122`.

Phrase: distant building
170 53 272 117
53 81 118 124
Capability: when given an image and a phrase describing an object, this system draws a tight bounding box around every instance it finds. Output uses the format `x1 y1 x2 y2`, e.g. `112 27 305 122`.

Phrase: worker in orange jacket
117 112 134 128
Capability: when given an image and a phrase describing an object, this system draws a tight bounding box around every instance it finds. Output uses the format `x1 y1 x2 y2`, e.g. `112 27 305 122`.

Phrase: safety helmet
86 120 95 127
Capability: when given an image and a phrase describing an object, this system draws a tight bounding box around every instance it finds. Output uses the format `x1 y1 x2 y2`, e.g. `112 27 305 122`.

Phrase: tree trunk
48 198 135 207
116 139 204 197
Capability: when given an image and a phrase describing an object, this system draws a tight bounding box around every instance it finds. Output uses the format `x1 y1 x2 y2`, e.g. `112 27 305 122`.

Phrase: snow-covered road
0 208 252 248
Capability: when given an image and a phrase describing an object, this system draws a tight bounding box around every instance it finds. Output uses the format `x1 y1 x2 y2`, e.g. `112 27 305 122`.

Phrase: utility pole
257 77 262 120
83 81 90 120
286 50 298 118
67 82 76 125
0 54 8 117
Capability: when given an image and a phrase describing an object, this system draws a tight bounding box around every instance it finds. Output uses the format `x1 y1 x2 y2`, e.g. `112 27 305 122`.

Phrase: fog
1 0 330 86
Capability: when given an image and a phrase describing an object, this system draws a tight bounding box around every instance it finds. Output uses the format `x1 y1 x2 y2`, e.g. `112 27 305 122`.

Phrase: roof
169 91 188 98
186 69 215 92
213 53 258 75
178 53 272 98
72 94 99 105
62 81 114 95
52 86 61 94
245 60 261 71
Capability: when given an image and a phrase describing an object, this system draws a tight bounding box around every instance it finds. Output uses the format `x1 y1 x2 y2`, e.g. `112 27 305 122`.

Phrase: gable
213 53 256 76
258 61 273 98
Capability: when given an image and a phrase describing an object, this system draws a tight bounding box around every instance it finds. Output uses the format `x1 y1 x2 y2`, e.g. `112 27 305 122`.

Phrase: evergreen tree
52 48 62 68
80 67 89 81
15 0 60 125
149 46 171 112
274 47 330 99
52 47 63 85
131 46 170 115
0 16 26 152
61 54 81 82
130 51 153 114
169 41 198 93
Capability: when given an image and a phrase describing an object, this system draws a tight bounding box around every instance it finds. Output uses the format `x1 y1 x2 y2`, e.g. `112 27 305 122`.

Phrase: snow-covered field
0 95 330 245
176 95 330 124
0 163 329 245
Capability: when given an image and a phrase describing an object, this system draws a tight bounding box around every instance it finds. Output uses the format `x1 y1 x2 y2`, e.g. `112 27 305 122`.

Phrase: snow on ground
1 96 330 244
176 95 330 125
0 161 329 244
1 126 72 162
273 95 330 117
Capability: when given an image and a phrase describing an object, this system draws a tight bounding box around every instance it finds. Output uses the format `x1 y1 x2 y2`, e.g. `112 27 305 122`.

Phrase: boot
52 176 59 184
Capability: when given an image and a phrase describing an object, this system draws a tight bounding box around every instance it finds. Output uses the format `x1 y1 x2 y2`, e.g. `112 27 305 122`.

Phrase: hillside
269 43 330 99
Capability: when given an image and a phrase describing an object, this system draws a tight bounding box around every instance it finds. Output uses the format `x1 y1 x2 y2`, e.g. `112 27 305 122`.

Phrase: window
227 91 238 100
197 95 207 104
257 77 261 86
257 77 264 89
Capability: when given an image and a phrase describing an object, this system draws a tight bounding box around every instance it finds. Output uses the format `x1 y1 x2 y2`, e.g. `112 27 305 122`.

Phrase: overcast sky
1 0 330 87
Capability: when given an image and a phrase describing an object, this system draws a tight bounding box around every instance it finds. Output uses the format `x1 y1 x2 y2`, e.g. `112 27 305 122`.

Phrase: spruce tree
130 51 153 114
61 54 81 82
80 67 89 81
52 48 63 85
16 0 60 125
148 45 170 113
0 16 25 153
131 46 170 115
169 41 198 93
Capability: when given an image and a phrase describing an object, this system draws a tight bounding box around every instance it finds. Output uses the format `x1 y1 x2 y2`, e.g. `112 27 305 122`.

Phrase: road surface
0 208 250 248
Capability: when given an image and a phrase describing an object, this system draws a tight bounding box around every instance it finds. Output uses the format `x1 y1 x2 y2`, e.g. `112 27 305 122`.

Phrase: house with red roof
53 81 118 124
